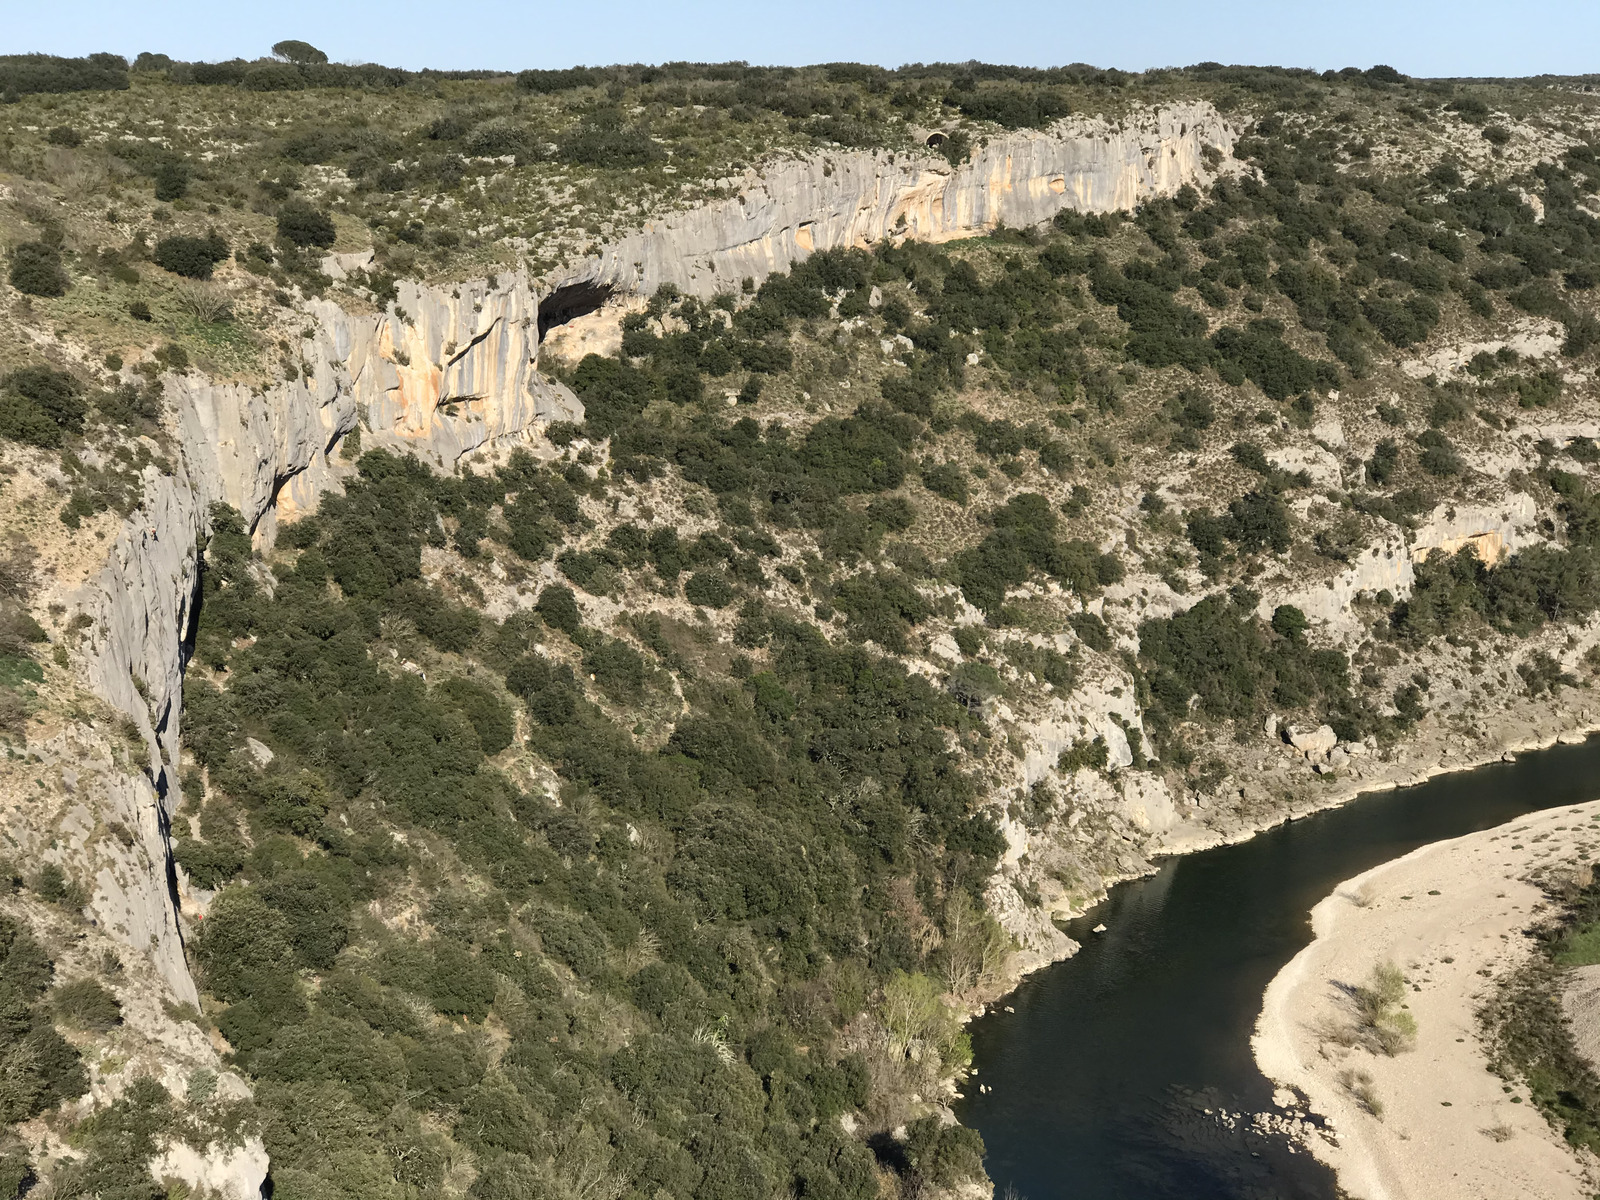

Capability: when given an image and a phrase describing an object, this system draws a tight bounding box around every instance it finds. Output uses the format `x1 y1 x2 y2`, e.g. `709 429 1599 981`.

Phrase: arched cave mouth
925 132 948 149
538 280 613 341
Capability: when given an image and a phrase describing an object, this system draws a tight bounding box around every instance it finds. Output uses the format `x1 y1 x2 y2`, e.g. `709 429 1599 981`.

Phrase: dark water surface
956 735 1600 1200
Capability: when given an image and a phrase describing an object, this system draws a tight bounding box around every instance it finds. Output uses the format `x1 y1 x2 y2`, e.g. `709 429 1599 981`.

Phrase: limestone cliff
552 102 1235 301
69 270 584 1004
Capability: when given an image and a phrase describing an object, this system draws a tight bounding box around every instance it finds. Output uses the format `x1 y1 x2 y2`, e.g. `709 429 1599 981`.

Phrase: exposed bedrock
551 102 1235 301
71 271 583 1000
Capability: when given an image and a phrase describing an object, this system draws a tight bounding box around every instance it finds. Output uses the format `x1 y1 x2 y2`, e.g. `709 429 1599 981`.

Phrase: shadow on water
956 735 1600 1200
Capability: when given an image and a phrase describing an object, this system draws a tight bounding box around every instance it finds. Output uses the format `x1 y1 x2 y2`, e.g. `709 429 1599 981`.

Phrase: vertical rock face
555 102 1234 299
70 272 584 1001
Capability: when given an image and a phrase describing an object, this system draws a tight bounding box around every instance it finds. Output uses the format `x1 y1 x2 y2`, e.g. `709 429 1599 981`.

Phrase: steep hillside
1 49 1599 1200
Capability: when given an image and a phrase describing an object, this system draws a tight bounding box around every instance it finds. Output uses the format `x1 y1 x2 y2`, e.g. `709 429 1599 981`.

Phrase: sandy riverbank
1253 800 1600 1200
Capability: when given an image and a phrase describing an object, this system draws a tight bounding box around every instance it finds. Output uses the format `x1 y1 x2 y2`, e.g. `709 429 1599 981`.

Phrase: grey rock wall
70 270 583 1001
553 102 1234 299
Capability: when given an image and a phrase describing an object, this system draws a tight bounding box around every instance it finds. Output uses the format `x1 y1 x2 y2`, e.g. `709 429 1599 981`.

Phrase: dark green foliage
1367 438 1400 484
1140 591 1362 740
945 83 1070 130
957 493 1122 614
276 200 337 249
1069 611 1113 651
153 231 229 279
0 54 128 96
1090 261 1209 369
50 1076 170 1200
921 461 969 505
1415 428 1464 476
897 1115 987 1188
438 676 514 754
560 110 664 168
833 570 930 652
8 242 67 297
0 366 84 448
272 40 328 65
685 570 736 608
583 636 649 702
1057 736 1109 772
1186 491 1292 561
1363 293 1441 347
536 583 581 634
1482 873 1600 1155
0 914 88 1123
0 1151 33 1200
51 978 122 1031
149 155 189 200
1212 320 1340 400
1392 516 1600 640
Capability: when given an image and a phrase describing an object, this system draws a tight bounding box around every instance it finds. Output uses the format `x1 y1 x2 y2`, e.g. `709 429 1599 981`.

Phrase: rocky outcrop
1254 494 1541 636
70 270 584 1000
150 1137 270 1200
553 102 1235 301
176 270 582 538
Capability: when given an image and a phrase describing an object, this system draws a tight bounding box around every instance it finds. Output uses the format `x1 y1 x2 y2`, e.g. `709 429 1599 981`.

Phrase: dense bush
276 200 337 249
1140 590 1367 743
0 367 85 448
957 493 1121 614
8 242 68 297
153 231 230 279
0 914 87 1125
0 53 128 95
174 442 1002 1200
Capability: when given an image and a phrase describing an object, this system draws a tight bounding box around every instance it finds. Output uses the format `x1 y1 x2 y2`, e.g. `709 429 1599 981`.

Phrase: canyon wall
552 102 1235 301
59 103 1234 1005
70 270 582 1002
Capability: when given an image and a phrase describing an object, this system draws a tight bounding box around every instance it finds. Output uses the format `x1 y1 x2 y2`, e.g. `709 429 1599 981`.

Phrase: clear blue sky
9 0 1598 79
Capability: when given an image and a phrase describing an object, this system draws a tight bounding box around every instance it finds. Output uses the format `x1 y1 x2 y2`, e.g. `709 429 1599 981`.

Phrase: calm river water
956 735 1600 1200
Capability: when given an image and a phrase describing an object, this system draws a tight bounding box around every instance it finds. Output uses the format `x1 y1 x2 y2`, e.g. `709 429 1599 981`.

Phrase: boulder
1287 724 1338 757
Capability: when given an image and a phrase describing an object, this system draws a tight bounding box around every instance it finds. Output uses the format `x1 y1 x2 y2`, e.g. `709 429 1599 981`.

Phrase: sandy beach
1253 800 1600 1200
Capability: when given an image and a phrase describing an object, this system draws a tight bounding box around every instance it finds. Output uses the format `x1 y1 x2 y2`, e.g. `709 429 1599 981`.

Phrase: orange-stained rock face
1412 530 1511 566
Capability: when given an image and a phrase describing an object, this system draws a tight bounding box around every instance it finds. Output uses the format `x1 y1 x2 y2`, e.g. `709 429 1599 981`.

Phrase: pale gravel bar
1253 800 1600 1200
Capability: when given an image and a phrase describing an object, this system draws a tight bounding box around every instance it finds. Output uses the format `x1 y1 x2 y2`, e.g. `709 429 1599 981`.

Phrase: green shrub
921 461 969 505
153 158 189 201
277 200 337 249
0 914 87 1123
0 366 84 448
0 53 128 96
51 978 122 1030
438 677 514 754
153 231 229 279
685 571 736 608
8 243 67 297
193 886 295 1001
535 583 581 635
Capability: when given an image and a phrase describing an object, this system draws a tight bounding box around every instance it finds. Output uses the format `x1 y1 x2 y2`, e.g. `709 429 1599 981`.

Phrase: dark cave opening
537 279 614 341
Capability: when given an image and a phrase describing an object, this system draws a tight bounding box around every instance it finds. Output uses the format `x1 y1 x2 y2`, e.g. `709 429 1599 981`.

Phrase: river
956 735 1600 1200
